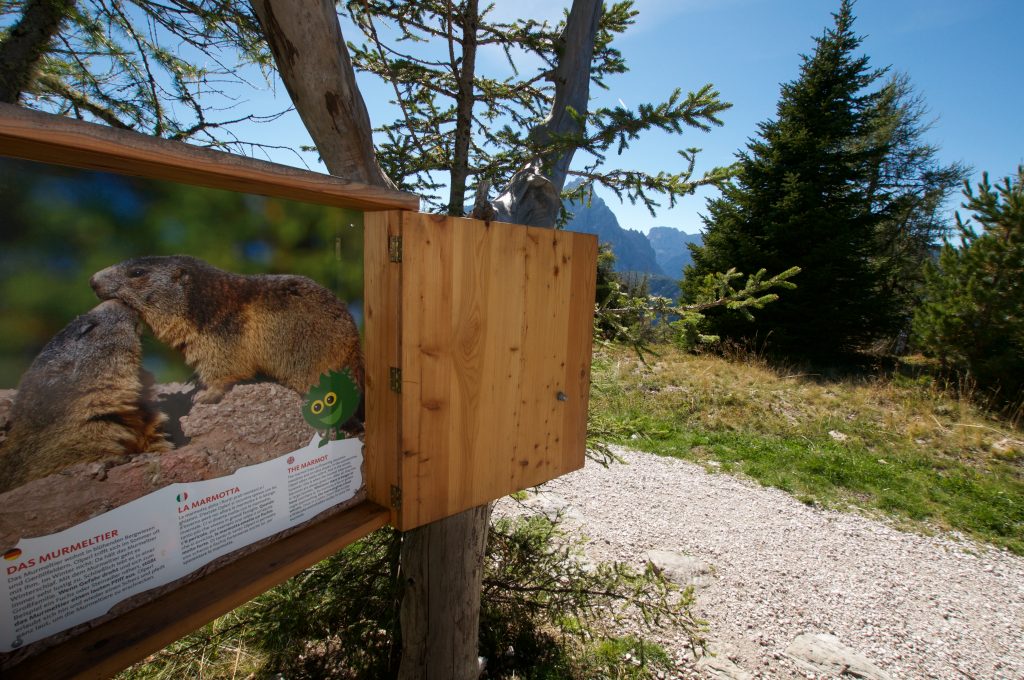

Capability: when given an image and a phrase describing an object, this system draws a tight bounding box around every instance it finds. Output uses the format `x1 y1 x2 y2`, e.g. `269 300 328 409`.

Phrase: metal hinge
389 367 402 393
390 484 403 509
388 235 402 262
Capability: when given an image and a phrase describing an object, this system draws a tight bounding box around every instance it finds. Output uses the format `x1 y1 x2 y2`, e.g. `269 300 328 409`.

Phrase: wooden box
365 211 597 529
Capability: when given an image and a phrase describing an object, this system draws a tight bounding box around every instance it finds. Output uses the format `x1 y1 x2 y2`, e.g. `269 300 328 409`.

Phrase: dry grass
589 345 1024 553
119 622 267 680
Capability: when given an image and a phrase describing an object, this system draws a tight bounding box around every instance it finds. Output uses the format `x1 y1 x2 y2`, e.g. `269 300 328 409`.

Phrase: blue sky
240 0 1024 235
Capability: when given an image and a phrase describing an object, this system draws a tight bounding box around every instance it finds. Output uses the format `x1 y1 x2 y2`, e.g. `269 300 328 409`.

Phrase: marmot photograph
0 156 365 506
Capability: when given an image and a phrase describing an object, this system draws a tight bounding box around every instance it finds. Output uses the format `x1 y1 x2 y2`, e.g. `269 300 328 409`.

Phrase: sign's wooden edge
364 211 404 526
0 103 419 213
5 501 389 680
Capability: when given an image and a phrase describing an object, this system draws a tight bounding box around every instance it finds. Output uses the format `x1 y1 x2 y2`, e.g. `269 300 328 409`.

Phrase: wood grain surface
397 213 597 528
364 211 403 524
0 104 418 212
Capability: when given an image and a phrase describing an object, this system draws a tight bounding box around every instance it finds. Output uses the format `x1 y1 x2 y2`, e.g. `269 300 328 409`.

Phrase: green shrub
913 168 1024 414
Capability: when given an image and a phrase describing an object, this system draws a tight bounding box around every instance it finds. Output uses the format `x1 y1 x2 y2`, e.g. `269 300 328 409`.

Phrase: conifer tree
866 74 968 334
913 168 1024 410
683 0 961 359
345 0 731 217
0 0 274 150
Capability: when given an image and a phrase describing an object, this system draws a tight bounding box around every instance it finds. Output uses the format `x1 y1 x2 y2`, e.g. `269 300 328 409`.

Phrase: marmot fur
90 255 364 404
0 300 170 493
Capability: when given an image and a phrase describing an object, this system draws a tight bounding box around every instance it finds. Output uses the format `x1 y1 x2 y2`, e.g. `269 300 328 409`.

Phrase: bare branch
528 0 602 193
448 0 478 215
493 0 603 228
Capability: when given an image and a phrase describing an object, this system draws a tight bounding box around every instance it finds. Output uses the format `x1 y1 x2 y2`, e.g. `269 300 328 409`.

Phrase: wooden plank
364 211 402 523
397 214 597 529
476 222 529 508
0 104 418 212
5 501 389 680
447 218 495 513
400 214 455 528
513 228 574 491
562 235 598 472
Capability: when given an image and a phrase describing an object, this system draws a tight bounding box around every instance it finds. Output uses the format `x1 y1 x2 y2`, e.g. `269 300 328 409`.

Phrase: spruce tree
913 168 1024 410
683 0 958 359
866 74 968 336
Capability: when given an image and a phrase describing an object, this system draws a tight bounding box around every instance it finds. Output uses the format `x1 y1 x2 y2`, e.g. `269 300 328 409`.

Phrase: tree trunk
249 0 392 187
396 6 604 675
491 0 603 227
490 160 563 227
397 504 491 680
528 0 602 192
253 4 489 678
0 0 75 104
447 0 479 216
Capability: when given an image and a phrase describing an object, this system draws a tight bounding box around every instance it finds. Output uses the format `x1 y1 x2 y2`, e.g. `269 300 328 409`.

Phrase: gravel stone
496 445 1024 679
785 632 891 679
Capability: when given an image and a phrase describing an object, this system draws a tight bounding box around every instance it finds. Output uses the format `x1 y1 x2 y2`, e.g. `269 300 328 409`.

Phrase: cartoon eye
128 268 147 278
311 400 324 415
324 392 337 407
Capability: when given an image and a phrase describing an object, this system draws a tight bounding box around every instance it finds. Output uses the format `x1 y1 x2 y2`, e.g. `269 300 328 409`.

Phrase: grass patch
588 636 673 679
589 346 1024 554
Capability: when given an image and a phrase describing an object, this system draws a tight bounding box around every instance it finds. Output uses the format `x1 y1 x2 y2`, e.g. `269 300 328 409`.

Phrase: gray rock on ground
517 490 584 524
646 549 715 589
785 632 892 679
695 653 754 680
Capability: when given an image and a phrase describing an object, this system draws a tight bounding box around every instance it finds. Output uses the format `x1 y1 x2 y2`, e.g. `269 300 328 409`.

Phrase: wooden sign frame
0 103 597 677
0 105 419 212
0 104 410 678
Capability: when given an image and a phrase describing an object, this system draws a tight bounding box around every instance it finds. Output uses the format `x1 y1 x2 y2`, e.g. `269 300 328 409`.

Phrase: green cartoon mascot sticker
303 368 361 446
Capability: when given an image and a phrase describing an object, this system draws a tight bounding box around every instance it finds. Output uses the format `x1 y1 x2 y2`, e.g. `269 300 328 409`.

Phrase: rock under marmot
90 255 364 404
0 300 170 493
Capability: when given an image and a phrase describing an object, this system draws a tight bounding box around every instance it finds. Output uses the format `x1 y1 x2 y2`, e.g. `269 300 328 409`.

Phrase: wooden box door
365 211 597 530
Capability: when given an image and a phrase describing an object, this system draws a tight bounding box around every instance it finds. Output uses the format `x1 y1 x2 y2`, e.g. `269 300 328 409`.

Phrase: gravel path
495 446 1024 679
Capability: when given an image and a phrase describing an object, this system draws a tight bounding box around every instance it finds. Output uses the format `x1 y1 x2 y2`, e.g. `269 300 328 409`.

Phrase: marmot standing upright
0 300 170 493
90 255 364 405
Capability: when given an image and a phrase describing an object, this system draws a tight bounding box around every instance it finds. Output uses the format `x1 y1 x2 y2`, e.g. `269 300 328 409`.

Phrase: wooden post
365 210 595 680
397 505 491 680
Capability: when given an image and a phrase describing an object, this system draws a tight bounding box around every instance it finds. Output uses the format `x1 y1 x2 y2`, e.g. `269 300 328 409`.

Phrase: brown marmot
90 255 364 405
0 300 170 493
